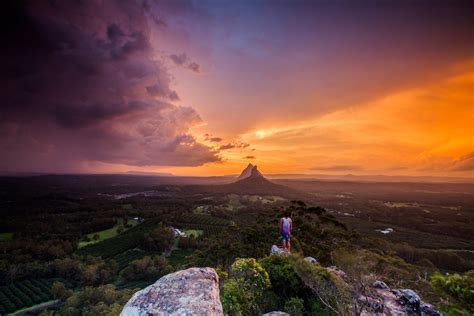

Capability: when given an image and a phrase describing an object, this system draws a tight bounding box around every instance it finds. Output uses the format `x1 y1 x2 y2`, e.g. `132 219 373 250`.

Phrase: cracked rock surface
120 267 223 316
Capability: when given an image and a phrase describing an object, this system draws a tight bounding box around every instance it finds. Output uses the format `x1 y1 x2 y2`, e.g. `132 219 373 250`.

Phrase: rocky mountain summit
182 163 307 198
218 164 308 198
237 163 264 180
120 248 443 316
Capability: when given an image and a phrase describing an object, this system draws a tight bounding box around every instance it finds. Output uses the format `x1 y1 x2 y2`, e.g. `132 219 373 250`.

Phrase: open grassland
79 219 139 248
184 229 203 238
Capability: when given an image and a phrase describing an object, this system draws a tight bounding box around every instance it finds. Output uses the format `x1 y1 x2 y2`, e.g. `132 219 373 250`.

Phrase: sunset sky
1 0 473 177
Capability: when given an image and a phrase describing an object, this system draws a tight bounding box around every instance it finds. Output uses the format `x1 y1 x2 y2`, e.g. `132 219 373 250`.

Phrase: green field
79 219 139 248
0 232 13 241
184 229 203 238
78 218 165 258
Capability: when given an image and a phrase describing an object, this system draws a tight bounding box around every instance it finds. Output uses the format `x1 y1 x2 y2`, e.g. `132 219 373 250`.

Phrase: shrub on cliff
259 255 301 299
290 255 352 315
221 258 270 315
284 297 305 316
431 271 474 315
223 255 353 315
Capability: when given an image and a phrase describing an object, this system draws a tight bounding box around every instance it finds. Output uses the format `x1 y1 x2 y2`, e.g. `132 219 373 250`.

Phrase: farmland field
0 232 13 241
168 213 231 235
112 249 150 271
78 218 164 258
0 279 70 314
79 219 139 248
184 229 203 238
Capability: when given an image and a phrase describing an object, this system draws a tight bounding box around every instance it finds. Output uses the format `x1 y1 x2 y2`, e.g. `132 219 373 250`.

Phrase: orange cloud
201 70 473 177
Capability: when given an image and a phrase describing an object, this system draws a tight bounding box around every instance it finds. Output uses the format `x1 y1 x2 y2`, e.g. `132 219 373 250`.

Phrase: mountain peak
237 163 263 180
250 165 263 178
237 163 254 180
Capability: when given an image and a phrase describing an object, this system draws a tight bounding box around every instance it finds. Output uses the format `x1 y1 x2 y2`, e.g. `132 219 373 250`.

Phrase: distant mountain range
2 168 472 184
221 172 474 184
124 170 174 177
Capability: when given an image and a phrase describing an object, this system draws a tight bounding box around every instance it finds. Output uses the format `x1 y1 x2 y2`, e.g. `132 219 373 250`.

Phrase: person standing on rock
280 211 292 253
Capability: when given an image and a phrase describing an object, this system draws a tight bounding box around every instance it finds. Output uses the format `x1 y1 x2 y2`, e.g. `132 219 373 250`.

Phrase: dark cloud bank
169 53 201 73
0 0 218 172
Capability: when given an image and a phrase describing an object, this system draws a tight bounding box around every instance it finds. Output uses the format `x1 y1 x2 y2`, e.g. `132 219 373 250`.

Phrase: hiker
280 211 292 252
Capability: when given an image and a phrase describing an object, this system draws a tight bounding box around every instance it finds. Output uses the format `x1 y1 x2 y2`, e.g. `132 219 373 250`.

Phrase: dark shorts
281 234 290 242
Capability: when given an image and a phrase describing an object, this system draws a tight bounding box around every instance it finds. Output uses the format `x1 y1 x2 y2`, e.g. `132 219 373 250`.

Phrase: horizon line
1 171 473 183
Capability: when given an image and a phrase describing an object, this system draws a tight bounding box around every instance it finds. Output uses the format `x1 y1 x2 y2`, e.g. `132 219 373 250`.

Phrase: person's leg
287 239 291 253
281 236 287 250
282 235 290 252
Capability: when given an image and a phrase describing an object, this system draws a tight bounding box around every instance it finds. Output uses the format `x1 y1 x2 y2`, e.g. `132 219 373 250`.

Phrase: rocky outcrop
358 281 442 315
237 163 263 180
120 267 223 316
326 266 349 282
269 247 442 316
270 244 289 255
121 249 443 316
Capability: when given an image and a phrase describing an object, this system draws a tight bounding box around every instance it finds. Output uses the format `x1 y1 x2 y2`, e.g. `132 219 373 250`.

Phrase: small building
172 227 186 237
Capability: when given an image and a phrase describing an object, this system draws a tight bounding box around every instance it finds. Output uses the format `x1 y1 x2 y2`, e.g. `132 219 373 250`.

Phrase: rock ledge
120 267 223 316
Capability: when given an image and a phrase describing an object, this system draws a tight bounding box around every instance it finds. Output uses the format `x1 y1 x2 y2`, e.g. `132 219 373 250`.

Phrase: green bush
284 297 304 316
290 255 351 315
431 271 474 315
259 255 301 299
51 281 71 300
230 258 270 291
259 290 279 313
309 298 330 315
222 279 245 315
222 258 270 315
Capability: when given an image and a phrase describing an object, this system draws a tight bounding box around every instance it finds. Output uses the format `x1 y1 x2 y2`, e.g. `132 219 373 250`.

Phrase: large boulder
120 267 223 316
